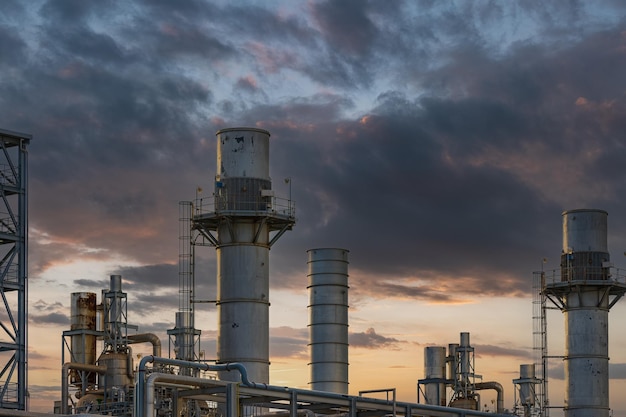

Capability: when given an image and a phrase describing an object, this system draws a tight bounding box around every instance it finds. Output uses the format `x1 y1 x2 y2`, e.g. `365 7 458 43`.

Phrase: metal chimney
543 209 626 417
307 248 349 393
513 364 539 417
192 127 295 384
69 292 97 386
422 346 447 406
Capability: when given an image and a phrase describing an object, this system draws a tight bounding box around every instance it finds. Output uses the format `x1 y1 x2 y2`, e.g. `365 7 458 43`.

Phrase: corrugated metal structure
307 248 349 394
0 128 30 410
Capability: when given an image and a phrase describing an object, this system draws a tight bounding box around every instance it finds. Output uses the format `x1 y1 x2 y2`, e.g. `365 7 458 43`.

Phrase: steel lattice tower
0 128 30 410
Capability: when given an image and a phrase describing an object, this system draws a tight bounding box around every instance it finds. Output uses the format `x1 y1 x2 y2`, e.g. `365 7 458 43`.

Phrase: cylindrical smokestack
307 248 349 394
518 364 536 407
563 210 610 417
459 332 471 377
216 128 272 384
423 347 447 406
175 311 194 361
543 209 625 417
448 343 459 383
70 292 97 386
561 209 610 281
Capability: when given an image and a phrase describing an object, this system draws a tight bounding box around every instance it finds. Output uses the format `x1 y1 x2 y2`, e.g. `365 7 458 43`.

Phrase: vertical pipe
458 332 473 397
174 311 194 362
70 292 97 386
423 347 447 406
307 248 349 394
518 364 536 407
448 343 459 384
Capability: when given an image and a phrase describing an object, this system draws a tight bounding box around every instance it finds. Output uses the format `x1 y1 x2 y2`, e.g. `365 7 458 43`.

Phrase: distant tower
420 346 447 406
307 248 349 393
543 209 626 417
192 127 295 383
0 128 30 409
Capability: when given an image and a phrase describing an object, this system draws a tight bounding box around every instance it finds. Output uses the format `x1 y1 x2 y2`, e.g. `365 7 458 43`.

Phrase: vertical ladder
532 271 548 417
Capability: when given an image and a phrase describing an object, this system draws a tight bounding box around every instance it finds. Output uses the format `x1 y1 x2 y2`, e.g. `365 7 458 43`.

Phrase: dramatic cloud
350 328 404 349
475 344 533 360
270 326 308 359
4 1 626 411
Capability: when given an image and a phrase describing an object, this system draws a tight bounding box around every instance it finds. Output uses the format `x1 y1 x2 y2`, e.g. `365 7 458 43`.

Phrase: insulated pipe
474 382 504 414
128 333 162 357
145 373 224 417
136 356 267 417
61 363 106 414
137 357 510 417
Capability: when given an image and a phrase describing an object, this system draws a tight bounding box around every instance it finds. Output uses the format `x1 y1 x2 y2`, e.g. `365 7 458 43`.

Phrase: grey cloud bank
2 1 626 318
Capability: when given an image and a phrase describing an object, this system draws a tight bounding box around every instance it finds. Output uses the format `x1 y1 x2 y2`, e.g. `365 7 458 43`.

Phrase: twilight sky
3 0 626 414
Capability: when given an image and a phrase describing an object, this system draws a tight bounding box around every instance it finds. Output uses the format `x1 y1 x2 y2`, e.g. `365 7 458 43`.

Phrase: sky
2 0 626 414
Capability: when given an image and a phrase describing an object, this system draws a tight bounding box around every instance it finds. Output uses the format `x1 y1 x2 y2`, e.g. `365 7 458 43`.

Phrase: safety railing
194 195 295 219
542 266 626 286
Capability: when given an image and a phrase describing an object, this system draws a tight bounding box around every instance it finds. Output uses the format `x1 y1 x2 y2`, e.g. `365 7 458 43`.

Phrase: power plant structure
190 127 296 384
537 209 626 417
60 275 161 415
418 332 504 413
512 364 540 417
0 129 30 410
51 127 510 417
5 123 626 417
307 248 350 394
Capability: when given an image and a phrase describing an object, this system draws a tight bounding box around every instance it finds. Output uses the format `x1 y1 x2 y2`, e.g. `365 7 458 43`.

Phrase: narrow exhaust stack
543 209 626 417
307 248 349 394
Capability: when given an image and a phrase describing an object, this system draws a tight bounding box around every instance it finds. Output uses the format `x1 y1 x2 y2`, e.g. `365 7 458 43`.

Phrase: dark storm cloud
0 25 26 64
350 328 403 349
263 91 561 298
39 0 112 23
475 344 533 360
270 327 308 359
262 14 626 300
5 0 216 264
311 0 381 57
30 312 69 326
74 279 109 289
2 1 626 305
114 264 179 289
30 300 69 326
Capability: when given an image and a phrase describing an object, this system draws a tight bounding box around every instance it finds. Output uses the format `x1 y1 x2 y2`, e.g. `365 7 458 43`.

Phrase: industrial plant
0 127 625 417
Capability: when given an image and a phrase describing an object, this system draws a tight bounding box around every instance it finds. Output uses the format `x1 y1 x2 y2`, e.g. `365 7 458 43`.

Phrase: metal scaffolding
0 128 30 410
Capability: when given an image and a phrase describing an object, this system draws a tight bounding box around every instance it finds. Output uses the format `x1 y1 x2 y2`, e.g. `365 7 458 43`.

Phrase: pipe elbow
128 333 162 357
